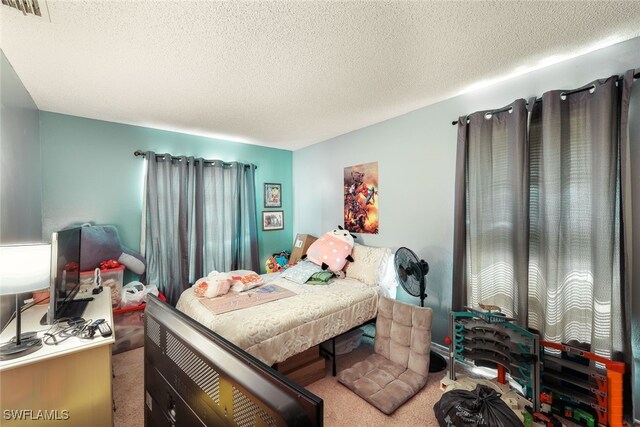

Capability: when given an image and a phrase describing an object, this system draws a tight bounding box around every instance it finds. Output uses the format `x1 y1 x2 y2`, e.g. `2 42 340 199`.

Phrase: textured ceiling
2 1 640 150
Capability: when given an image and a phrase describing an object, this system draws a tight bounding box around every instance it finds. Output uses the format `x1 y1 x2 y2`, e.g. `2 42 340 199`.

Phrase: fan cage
394 247 429 305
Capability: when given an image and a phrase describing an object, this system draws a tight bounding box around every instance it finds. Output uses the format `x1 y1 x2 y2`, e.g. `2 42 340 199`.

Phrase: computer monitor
41 227 82 325
144 294 324 427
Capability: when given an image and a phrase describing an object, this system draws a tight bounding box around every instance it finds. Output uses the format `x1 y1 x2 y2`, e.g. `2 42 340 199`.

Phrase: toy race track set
446 306 626 427
538 340 624 427
448 306 541 412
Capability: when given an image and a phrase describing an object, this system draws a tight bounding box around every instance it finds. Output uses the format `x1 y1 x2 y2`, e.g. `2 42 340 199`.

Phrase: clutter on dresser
78 223 146 275
79 264 124 308
71 222 150 312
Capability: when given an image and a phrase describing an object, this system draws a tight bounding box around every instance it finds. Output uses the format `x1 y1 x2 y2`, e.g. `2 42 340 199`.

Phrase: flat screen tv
41 227 82 325
144 294 323 427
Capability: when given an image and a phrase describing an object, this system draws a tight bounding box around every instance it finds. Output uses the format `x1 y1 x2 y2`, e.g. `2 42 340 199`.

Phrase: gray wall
0 50 43 330
293 37 640 418
0 50 42 243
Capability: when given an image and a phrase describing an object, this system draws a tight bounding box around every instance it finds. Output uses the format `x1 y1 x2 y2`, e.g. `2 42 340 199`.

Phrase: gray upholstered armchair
337 296 432 414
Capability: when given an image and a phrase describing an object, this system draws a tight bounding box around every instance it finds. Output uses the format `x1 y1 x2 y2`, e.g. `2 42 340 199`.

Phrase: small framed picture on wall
262 211 284 231
264 183 282 208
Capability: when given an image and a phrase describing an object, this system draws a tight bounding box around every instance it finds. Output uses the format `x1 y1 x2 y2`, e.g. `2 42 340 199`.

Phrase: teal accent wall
39 112 292 274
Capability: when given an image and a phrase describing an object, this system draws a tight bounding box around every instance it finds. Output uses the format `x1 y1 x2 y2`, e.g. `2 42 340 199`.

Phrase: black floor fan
394 247 447 373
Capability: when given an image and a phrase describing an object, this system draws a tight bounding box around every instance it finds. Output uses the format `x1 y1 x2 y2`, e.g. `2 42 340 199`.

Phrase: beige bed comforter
176 273 379 366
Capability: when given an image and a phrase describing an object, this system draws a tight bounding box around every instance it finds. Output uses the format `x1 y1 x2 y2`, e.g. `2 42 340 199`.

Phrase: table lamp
0 243 51 360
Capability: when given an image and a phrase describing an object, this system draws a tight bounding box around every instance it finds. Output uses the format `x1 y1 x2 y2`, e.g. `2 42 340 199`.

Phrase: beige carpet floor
307 340 447 426
112 346 145 427
112 339 448 427
112 340 599 427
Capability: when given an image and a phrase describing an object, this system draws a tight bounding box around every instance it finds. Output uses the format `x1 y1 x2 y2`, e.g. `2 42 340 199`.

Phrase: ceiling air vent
2 0 43 17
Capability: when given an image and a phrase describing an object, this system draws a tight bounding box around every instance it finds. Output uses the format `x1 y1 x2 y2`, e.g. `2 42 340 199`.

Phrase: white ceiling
2 1 640 150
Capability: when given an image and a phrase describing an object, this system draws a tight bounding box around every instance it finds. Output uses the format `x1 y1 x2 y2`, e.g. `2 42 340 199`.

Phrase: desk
0 289 114 426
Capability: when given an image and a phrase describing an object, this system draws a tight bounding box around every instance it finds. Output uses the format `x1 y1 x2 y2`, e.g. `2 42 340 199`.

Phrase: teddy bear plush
304 226 355 272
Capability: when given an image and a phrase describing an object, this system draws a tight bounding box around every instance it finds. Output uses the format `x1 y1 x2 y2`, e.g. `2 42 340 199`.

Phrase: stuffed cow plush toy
305 226 355 272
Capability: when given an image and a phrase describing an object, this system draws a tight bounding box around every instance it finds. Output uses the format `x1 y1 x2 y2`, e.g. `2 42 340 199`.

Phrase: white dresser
0 289 115 426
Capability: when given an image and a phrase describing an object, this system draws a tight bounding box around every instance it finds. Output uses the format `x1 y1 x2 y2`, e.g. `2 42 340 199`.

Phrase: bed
176 273 379 366
176 244 396 366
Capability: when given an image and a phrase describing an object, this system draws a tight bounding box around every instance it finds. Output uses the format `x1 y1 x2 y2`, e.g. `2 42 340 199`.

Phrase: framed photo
264 183 282 208
262 211 284 231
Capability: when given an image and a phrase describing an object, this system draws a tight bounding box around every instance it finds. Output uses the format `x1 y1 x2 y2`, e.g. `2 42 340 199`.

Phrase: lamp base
9 332 38 343
0 337 42 360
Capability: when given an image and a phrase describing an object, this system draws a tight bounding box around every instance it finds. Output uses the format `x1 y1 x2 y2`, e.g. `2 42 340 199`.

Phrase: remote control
97 322 112 338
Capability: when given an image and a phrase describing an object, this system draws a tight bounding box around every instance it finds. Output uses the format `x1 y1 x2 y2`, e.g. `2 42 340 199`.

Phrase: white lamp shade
0 244 51 295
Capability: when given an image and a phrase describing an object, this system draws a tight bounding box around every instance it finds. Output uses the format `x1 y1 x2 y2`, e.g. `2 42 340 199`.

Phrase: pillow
280 260 323 284
377 251 398 298
345 244 390 285
306 271 335 285
192 272 233 298
229 269 258 277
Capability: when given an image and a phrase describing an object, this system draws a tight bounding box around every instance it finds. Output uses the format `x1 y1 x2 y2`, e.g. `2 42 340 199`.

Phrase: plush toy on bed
193 271 233 298
304 226 355 273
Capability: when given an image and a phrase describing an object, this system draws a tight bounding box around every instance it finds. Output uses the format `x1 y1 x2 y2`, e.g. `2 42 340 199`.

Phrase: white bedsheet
176 273 379 365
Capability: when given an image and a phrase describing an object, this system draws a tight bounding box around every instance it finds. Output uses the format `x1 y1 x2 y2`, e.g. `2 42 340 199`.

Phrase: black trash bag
433 384 523 427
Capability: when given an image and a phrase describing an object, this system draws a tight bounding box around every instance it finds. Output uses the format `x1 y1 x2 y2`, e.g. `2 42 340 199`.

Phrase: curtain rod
133 150 257 169
451 71 640 125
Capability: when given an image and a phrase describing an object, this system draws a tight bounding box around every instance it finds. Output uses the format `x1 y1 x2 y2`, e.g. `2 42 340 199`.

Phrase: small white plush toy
193 271 233 298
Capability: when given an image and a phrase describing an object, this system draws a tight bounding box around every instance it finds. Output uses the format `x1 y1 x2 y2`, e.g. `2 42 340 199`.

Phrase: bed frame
319 317 377 377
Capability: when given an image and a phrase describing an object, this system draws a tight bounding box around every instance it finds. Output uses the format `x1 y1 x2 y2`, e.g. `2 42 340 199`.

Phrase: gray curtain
142 152 259 305
528 73 634 364
452 115 469 312
453 71 634 365
453 99 530 325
